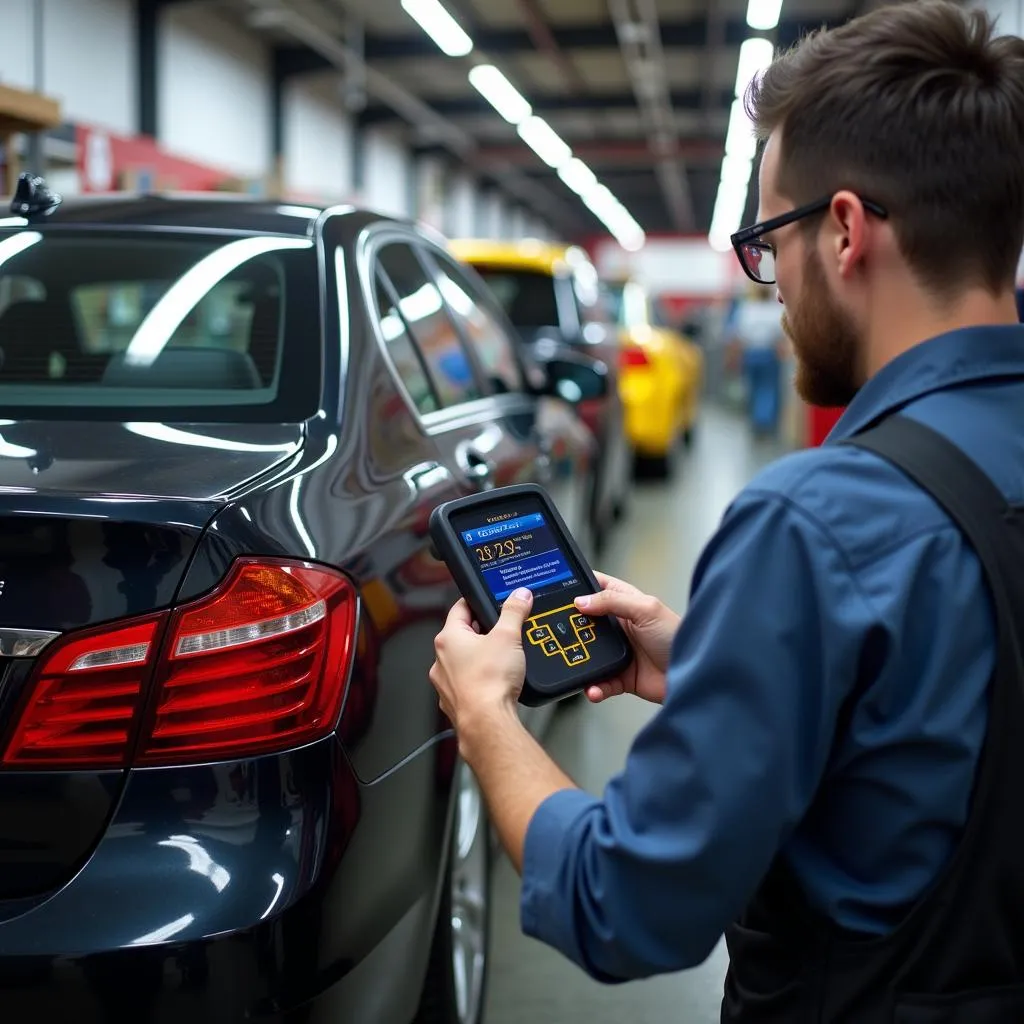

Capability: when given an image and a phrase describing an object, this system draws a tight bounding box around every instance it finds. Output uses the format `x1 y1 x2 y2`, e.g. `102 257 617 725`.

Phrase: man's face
757 135 862 408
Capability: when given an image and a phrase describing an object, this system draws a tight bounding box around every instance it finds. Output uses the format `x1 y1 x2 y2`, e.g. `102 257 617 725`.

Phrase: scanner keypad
526 605 597 667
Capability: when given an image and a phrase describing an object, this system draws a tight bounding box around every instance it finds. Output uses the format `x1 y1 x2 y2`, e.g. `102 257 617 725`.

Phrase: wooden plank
0 84 61 134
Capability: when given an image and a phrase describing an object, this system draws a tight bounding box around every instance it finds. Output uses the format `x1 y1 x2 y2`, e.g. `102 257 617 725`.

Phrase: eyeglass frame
729 194 889 284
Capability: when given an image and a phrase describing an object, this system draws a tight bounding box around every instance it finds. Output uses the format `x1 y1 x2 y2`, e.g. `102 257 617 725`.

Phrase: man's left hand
430 587 534 740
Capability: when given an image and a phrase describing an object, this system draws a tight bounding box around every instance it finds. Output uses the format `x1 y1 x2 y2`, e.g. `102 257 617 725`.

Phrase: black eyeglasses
730 195 889 284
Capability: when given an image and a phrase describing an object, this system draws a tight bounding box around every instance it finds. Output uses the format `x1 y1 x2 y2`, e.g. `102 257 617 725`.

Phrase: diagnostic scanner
429 483 633 706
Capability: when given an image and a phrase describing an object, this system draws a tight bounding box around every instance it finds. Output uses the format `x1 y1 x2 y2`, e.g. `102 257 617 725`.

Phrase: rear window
470 267 560 331
0 229 320 421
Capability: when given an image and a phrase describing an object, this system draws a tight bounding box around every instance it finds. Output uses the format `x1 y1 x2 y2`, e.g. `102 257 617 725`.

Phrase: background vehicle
449 238 631 550
0 187 596 1024
604 276 704 477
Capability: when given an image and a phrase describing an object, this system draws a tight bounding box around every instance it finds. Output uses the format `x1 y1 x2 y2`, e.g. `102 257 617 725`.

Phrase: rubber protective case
429 483 633 707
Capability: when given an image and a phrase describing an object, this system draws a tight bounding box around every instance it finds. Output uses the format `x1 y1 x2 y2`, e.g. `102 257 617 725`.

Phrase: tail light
620 346 650 368
2 559 358 769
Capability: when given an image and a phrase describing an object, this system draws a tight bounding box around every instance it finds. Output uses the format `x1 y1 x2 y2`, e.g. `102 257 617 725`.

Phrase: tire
416 763 491 1024
634 451 671 480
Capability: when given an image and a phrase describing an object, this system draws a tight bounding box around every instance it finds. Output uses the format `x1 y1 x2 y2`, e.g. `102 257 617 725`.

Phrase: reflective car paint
0 199 592 1021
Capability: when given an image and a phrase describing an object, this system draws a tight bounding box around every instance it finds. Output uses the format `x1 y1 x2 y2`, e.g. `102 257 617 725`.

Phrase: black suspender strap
842 415 1012 603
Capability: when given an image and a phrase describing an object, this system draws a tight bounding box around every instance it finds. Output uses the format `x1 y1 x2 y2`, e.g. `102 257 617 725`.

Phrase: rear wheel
416 763 491 1024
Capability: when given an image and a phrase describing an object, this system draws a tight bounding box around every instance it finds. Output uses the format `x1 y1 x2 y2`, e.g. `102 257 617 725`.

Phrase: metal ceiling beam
362 14 844 60
607 0 694 231
515 0 589 94
246 1 583 233
357 86 737 123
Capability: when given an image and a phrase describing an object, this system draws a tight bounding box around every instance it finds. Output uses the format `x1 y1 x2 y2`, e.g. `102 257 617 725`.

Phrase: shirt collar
827 325 1024 442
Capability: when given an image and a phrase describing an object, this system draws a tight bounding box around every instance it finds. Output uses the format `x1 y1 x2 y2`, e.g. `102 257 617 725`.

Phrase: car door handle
456 443 495 488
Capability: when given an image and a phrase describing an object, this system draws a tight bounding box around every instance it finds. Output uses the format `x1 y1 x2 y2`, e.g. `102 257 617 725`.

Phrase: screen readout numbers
461 512 577 602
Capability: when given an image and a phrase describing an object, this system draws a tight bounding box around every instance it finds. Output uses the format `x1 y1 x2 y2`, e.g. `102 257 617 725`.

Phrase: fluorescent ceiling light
400 0 473 57
734 37 775 98
724 99 758 159
720 154 754 188
710 184 750 240
709 229 733 252
468 64 531 124
516 116 572 168
557 158 598 195
746 0 784 31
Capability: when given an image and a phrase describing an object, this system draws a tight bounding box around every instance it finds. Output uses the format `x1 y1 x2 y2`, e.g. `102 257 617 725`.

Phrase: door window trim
355 224 524 436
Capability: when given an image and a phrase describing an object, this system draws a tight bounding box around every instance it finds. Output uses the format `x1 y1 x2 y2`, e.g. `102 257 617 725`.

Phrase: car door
422 244 596 555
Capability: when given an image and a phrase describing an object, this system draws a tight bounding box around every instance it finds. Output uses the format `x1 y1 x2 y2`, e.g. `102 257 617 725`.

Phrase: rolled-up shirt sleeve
519 489 875 981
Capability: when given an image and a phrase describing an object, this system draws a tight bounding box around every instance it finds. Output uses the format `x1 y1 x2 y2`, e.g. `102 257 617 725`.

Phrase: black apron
722 414 1024 1023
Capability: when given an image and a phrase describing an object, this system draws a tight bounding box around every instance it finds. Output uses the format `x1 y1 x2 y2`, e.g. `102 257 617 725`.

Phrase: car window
376 243 481 408
372 266 440 415
469 267 560 330
0 231 320 422
429 253 524 394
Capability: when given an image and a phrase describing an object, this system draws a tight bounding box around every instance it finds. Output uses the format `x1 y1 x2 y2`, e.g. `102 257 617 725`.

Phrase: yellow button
562 644 589 666
528 626 553 644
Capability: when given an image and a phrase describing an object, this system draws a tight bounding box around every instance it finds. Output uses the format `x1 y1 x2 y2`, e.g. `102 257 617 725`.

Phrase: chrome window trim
0 628 59 657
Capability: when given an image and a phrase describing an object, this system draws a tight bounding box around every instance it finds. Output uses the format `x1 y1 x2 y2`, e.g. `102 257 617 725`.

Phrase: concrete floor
485 404 788 1024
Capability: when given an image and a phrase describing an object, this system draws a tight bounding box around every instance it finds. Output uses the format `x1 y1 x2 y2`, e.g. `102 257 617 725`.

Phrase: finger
494 587 533 638
593 571 638 595
585 679 625 703
575 586 655 623
443 599 476 633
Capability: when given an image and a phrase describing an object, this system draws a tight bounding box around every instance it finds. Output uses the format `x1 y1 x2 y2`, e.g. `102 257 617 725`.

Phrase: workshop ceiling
235 0 871 240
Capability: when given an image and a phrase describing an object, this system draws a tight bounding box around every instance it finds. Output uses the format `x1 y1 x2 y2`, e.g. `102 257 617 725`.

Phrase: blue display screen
460 511 579 602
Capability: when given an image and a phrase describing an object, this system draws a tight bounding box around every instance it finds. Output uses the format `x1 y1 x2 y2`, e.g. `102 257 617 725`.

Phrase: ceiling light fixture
400 0 473 57
516 115 573 168
746 0 784 31
734 37 775 100
468 64 531 124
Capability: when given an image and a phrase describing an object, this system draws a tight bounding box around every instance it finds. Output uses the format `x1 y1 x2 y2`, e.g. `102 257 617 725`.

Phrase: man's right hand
574 572 681 705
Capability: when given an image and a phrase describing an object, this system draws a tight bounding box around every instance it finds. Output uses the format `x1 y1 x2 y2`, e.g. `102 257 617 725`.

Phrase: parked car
601 277 703 476
0 181 599 1024
449 239 631 550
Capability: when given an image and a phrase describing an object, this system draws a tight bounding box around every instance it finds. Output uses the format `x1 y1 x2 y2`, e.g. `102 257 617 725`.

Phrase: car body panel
0 196 590 1022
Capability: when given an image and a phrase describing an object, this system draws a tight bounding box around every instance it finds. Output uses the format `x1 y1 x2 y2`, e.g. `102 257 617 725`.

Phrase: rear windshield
470 267 561 330
0 229 321 422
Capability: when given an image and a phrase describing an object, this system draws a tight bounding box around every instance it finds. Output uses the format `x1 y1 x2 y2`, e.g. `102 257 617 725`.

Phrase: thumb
494 587 534 638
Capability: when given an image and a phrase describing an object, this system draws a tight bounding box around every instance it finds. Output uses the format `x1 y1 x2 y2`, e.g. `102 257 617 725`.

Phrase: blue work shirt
521 325 1024 982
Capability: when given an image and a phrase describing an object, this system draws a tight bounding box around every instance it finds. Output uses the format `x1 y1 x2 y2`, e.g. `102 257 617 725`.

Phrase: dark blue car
0 184 600 1023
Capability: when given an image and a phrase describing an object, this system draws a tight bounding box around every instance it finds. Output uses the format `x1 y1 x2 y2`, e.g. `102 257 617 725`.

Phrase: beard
782 248 862 408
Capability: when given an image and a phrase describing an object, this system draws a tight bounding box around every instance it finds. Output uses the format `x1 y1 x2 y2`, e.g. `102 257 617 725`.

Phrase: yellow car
449 238 633 548
603 277 703 475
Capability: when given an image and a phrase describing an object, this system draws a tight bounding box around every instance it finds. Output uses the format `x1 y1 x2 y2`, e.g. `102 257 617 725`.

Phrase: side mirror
543 355 609 403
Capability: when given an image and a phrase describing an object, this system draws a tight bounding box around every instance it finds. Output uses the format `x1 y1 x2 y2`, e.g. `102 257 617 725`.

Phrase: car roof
14 192 394 238
449 238 594 276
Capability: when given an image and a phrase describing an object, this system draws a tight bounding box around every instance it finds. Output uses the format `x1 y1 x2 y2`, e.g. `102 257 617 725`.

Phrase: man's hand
430 587 534 748
575 572 680 705
429 586 577 872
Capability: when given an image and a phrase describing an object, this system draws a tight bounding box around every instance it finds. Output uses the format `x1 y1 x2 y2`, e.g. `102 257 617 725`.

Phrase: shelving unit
0 83 62 193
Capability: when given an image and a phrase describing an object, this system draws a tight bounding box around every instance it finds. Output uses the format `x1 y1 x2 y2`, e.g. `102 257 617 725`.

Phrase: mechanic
429 1 1024 1020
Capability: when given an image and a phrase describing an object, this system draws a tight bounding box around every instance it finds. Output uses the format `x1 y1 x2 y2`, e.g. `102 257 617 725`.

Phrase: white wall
159 4 271 178
446 172 476 238
980 0 1024 34
478 191 504 238
0 0 135 134
283 72 354 203
363 129 410 218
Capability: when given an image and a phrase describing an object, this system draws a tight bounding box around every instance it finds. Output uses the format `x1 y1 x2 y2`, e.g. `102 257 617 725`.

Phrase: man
729 283 787 435
429 2 1024 1019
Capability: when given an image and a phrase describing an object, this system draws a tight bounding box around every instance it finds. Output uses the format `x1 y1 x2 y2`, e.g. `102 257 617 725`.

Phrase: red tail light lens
138 561 356 765
3 616 165 768
1 559 358 770
620 346 650 368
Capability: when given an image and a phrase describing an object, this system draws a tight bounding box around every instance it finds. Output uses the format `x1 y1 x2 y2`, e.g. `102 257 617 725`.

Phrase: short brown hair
746 0 1024 294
